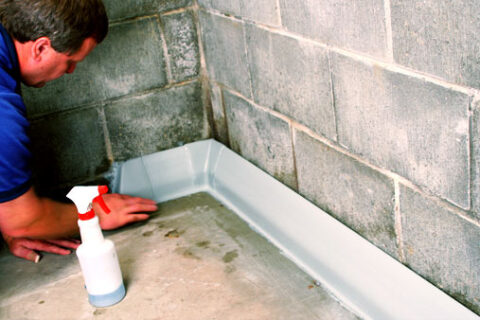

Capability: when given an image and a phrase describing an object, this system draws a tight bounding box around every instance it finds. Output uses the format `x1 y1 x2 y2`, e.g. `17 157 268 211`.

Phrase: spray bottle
66 185 126 307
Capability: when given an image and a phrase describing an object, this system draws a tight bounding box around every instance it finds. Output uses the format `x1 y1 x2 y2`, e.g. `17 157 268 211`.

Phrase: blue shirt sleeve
0 29 32 202
0 85 31 201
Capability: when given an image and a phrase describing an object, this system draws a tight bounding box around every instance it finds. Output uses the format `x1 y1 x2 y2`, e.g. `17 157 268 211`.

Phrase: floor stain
196 240 210 248
165 229 182 238
224 265 236 274
223 250 238 263
142 231 154 237
93 309 106 316
38 300 45 304
175 247 201 260
122 258 135 265
215 219 245 249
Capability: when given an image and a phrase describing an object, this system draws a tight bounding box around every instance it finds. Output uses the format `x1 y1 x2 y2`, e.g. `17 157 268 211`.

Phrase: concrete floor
0 192 360 320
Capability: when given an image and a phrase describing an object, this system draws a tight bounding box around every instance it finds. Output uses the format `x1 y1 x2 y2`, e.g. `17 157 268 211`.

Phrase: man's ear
31 37 52 61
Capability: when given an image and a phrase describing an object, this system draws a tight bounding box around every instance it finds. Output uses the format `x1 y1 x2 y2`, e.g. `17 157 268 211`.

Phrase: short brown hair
0 0 108 53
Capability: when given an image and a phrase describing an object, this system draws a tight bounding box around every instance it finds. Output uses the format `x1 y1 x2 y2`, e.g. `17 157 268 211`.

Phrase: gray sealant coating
116 139 478 320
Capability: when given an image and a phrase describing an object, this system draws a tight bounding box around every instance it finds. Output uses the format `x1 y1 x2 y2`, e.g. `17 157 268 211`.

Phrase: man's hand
0 187 157 241
2 233 80 263
93 193 158 230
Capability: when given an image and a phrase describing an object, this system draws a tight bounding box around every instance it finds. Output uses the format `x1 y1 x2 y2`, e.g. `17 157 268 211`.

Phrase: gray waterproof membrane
114 139 478 320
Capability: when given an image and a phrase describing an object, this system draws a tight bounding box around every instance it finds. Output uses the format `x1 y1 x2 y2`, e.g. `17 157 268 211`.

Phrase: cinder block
91 18 168 100
22 60 105 116
245 25 336 140
103 0 193 21
29 108 109 187
162 10 200 82
294 129 398 258
209 82 229 145
198 0 280 26
279 0 388 59
104 81 207 161
24 18 168 116
198 11 252 99
223 90 297 189
391 1 480 89
400 185 480 314
331 52 471 209
471 103 480 221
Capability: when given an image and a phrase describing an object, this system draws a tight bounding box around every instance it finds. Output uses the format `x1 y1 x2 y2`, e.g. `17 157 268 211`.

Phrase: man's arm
0 187 78 239
0 187 158 239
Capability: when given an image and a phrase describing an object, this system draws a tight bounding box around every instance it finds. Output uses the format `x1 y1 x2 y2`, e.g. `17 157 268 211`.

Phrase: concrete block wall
23 0 210 190
198 0 480 314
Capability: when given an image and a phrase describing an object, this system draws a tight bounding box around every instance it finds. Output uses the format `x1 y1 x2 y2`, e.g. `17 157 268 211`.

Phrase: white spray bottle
67 185 126 307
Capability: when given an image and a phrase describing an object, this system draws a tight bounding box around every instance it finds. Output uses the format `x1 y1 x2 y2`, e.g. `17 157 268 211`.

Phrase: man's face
26 37 97 88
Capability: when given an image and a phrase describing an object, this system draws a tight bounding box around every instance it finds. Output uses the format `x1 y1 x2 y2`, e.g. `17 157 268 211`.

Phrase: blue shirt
0 24 32 202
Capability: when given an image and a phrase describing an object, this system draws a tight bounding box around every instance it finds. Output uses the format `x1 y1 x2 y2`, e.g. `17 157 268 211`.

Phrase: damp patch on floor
0 192 360 320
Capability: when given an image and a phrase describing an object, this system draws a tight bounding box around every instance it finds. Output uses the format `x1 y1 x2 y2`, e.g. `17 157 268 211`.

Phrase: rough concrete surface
279 0 388 59
198 0 280 26
95 18 168 100
245 24 336 140
103 0 194 22
391 0 480 89
294 130 398 259
199 11 252 99
0 193 359 320
162 10 200 82
471 102 480 221
223 90 297 190
29 107 110 187
399 185 480 314
104 81 207 161
209 82 230 146
330 51 471 209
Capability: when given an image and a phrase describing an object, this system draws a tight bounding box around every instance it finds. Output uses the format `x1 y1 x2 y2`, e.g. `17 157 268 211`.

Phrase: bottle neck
78 216 104 246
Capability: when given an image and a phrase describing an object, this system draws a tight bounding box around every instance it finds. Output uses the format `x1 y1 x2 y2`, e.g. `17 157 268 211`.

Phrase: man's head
0 0 108 87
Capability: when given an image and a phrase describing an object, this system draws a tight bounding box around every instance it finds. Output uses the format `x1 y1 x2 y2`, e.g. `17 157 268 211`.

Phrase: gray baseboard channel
115 139 478 320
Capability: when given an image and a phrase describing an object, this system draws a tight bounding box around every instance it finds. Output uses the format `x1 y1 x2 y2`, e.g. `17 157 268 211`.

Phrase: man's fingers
125 196 157 207
5 237 79 263
125 202 158 214
21 239 71 255
141 199 157 206
27 251 41 263
47 239 80 250
129 200 158 211
126 195 156 203
125 213 150 224
11 245 40 263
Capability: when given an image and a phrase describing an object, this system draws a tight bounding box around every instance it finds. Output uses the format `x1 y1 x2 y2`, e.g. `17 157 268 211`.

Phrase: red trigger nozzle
93 185 111 214
98 185 108 195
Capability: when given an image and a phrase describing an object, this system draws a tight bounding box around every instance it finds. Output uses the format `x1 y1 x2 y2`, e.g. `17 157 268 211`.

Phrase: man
0 0 158 262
